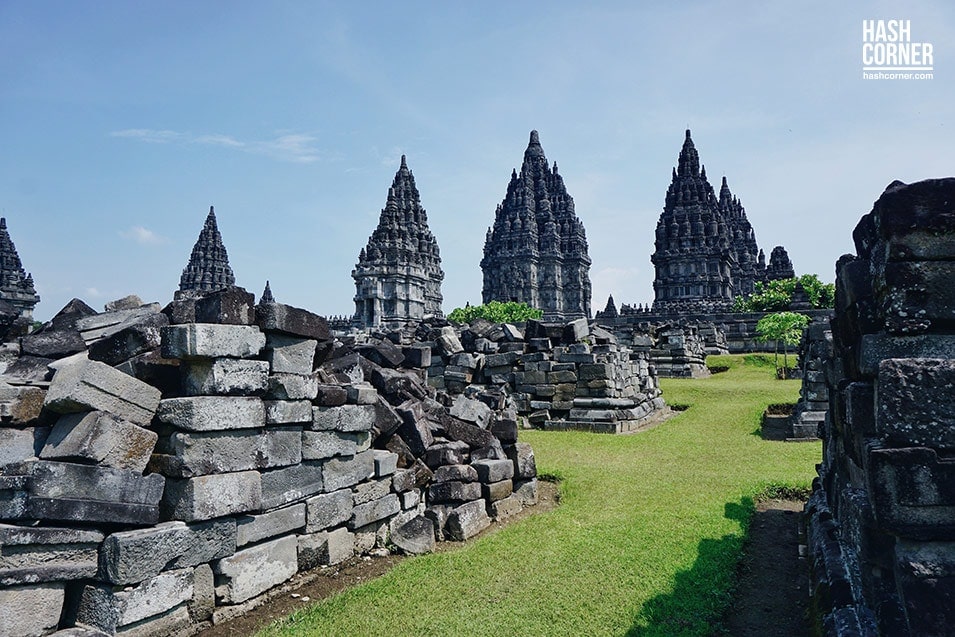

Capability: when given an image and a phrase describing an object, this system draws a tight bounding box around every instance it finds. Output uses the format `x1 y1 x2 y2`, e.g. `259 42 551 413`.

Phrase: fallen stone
236 503 306 547
446 417 495 449
152 427 301 477
266 373 318 400
301 430 369 460
472 458 515 483
445 499 491 541
356 340 405 369
213 535 298 604
2 356 54 384
513 478 539 505
433 464 478 483
0 583 65 637
157 396 265 432
449 395 492 429
0 524 104 586
428 481 482 503
86 312 168 366
489 493 523 520
104 295 143 312
75 567 195 632
373 449 398 477
507 442 537 479
20 329 87 359
298 526 353 568
396 401 434 456
161 471 261 522
345 383 377 405
100 518 236 585
0 427 48 467
313 383 348 406
265 334 317 375
255 301 330 341
161 323 266 360
483 479 513 502
41 411 157 473
75 304 163 344
194 286 255 325
181 359 269 396
391 515 435 555
391 460 434 493
44 358 162 426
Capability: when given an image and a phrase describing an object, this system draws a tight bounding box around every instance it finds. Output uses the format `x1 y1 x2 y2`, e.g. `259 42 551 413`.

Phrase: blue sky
2 1 952 321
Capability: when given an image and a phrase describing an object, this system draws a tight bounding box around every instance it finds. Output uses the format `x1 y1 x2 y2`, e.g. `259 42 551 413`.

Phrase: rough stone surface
259 462 324 510
182 359 269 396
322 451 375 493
236 503 306 547
350 494 400 530
161 323 266 360
311 404 377 433
445 499 491 541
0 583 65 637
213 535 298 604
264 400 312 424
255 300 331 341
265 334 317 375
153 427 301 477
305 489 353 533
76 567 195 632
472 458 515 483
43 358 161 426
877 358 955 450
301 430 369 461
0 523 104 586
161 471 261 522
40 411 157 472
391 515 435 555
157 396 265 432
100 519 236 585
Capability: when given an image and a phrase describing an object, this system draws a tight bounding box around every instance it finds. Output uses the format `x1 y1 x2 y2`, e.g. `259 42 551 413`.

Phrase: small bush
447 301 542 324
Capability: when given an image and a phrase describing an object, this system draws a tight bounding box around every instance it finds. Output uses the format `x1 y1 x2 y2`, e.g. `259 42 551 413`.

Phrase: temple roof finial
261 280 274 304
400 154 407 169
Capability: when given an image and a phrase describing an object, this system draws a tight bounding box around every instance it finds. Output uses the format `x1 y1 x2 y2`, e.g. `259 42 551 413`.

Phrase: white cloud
85 287 104 298
120 226 165 245
110 129 322 163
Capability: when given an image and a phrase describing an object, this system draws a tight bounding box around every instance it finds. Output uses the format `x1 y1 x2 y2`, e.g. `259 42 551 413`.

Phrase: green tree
447 301 542 324
732 275 835 312
755 311 810 378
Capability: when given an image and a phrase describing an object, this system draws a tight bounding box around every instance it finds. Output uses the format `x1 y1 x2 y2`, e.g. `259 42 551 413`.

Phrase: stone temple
481 130 592 320
765 245 795 280
651 130 787 315
176 206 236 300
0 217 40 320
352 155 444 328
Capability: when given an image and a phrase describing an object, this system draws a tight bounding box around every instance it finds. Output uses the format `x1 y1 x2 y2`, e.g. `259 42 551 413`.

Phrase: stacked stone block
806 178 955 636
648 324 709 378
789 320 832 440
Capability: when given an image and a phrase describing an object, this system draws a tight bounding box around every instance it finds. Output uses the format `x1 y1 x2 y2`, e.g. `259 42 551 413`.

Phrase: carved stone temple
176 206 236 300
481 130 592 320
0 217 40 320
765 245 796 280
651 130 785 315
352 155 444 328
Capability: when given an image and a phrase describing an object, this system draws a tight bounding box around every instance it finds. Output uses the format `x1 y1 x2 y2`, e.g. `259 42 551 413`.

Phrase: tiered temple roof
352 155 444 327
481 130 592 320
0 217 40 318
651 130 736 314
719 176 766 297
176 206 236 300
766 245 796 281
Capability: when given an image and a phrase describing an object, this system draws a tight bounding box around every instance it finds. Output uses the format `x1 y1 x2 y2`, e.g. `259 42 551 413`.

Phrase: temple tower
481 130 592 320
651 130 736 314
352 155 444 328
176 206 236 300
719 176 765 297
0 217 40 319
766 245 796 280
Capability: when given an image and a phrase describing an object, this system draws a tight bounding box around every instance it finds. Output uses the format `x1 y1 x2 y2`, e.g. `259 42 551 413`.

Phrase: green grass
259 355 820 637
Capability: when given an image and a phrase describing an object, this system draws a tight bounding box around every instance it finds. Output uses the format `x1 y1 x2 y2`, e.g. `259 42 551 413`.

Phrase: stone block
0 524 103 586
86 312 168 366
396 402 434 456
345 384 378 405
391 460 433 493
322 451 375 492
255 301 330 341
424 440 469 468
445 499 490 541
859 334 955 378
350 494 400 529
20 329 86 359
473 458 515 483
868 446 955 540
893 538 955 636
490 417 518 444
44 359 161 426
260 461 324 510
154 427 301 477
75 304 162 343
311 404 376 433
40 411 157 473
302 430 369 460
0 583 65 637
562 318 590 343
446 418 495 449
213 535 298 604
507 442 537 479
449 395 492 428
428 481 482 503
305 489 353 533
75 567 195 632
157 396 265 432
194 286 255 325
300 526 353 567
191 562 215 622
161 471 261 522
514 478 539 505
314 384 348 406
266 373 318 400
489 493 523 520
483 479 513 502
0 427 48 467
877 358 955 450
264 400 312 424
391 516 435 555
436 327 464 355
352 478 391 506
356 340 405 369
265 334 317 375
373 450 398 477
401 346 431 368
25 460 165 525
434 464 478 483
161 323 266 360
236 503 306 547
99 519 236 585
181 359 269 396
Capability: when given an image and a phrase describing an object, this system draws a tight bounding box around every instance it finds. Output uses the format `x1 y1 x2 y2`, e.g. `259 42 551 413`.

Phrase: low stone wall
806 178 955 635
0 288 538 636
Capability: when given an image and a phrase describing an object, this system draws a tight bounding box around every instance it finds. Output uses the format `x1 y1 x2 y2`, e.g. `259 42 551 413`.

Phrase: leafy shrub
756 311 810 378
732 274 835 312
447 301 542 324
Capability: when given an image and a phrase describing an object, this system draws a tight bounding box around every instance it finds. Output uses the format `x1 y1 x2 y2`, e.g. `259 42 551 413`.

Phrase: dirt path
719 499 809 636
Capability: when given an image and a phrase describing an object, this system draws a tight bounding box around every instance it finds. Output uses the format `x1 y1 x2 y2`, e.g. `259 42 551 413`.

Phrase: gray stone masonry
264 399 311 425
265 334 317 375
0 524 104 586
311 404 376 433
41 411 157 473
213 535 298 605
0 583 65 637
157 396 265 432
161 471 261 522
390 516 435 555
99 519 236 585
322 451 375 493
259 461 324 511
301 430 370 461
161 324 266 360
305 489 353 533
75 566 196 633
151 427 302 478
182 359 269 396
236 504 305 547
445 499 491 541
43 358 161 426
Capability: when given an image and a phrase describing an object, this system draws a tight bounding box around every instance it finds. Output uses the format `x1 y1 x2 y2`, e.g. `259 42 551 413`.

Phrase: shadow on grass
626 498 753 637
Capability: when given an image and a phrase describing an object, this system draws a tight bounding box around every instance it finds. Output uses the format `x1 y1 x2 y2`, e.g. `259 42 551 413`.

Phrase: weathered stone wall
806 178 955 636
788 319 832 440
0 288 538 636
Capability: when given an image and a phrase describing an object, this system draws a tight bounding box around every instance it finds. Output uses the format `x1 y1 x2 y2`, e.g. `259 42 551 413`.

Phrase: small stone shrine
481 131 592 321
765 245 795 281
352 156 445 328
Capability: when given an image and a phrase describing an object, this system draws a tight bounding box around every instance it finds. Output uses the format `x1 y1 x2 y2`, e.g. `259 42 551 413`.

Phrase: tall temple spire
0 216 40 319
176 206 236 300
676 129 700 177
352 156 444 328
481 130 592 320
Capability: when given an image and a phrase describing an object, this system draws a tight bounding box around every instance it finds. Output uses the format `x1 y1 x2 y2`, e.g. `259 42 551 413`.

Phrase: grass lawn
259 354 820 637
